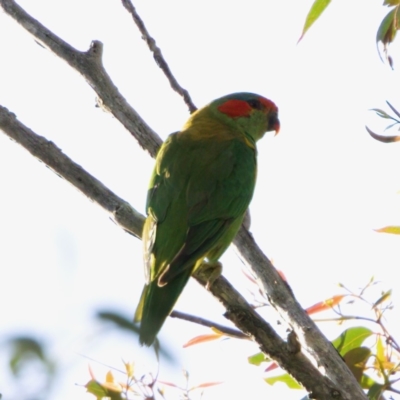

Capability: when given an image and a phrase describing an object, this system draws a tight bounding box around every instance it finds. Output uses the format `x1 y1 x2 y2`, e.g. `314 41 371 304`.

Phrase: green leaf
332 327 373 357
85 380 124 400
85 380 108 399
360 374 379 390
367 383 386 400
372 289 392 308
384 0 400 5
371 108 395 119
298 0 332 42
265 373 303 389
343 347 371 383
8 337 49 376
248 352 270 366
376 8 397 46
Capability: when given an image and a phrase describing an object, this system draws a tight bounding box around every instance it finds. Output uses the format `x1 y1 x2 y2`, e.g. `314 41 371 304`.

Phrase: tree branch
170 310 247 339
0 105 366 399
0 0 162 158
193 269 346 400
233 228 367 398
0 105 144 239
120 0 197 114
0 1 368 399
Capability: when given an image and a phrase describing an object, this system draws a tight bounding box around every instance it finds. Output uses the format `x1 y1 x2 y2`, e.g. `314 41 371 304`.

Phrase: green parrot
135 92 280 346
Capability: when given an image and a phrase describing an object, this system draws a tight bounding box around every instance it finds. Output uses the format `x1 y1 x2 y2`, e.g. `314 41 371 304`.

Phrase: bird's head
211 92 280 143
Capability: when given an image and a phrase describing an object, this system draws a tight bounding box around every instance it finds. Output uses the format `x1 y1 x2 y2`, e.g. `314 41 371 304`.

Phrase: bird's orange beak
274 119 280 136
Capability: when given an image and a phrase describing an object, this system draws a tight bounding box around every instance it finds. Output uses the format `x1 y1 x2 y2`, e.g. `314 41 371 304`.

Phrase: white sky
1 0 400 399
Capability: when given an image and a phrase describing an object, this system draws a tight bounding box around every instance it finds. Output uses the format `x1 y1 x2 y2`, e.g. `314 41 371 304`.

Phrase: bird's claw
199 261 223 289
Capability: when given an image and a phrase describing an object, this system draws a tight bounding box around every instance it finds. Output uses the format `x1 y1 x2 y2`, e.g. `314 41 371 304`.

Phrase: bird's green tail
135 269 192 346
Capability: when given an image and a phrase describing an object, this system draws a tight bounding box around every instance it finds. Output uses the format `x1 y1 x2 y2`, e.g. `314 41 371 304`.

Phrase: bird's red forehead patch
259 97 277 111
217 99 252 118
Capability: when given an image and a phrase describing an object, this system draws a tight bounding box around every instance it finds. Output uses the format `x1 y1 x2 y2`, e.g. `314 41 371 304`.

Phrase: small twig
386 101 400 119
312 316 377 324
121 0 197 114
388 385 400 395
170 310 247 339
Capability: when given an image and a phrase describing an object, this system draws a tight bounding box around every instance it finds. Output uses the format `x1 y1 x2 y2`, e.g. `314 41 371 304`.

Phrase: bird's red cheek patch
218 99 252 118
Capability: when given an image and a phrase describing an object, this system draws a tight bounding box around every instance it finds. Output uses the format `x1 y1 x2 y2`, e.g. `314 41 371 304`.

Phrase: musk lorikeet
135 92 280 346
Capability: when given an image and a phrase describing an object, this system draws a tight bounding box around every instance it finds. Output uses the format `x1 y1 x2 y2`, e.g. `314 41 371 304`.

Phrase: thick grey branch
194 269 347 400
0 105 144 238
0 106 361 400
233 227 367 399
0 0 162 158
0 1 368 398
121 0 197 114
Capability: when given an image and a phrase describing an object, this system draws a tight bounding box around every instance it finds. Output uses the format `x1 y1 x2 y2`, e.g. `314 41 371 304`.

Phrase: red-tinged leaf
183 333 222 348
332 327 373 356
248 352 270 366
306 295 345 315
343 347 371 383
375 226 400 234
88 364 96 380
158 380 181 389
277 269 288 282
242 268 257 284
372 290 392 309
298 0 331 42
265 362 279 373
265 373 303 389
366 126 400 142
190 381 223 391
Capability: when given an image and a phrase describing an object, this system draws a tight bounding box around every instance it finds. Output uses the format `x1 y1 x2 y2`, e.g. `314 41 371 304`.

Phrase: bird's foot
199 261 223 290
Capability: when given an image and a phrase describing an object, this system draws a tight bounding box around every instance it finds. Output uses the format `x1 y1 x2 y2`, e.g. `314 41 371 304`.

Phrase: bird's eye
268 113 279 128
247 99 264 110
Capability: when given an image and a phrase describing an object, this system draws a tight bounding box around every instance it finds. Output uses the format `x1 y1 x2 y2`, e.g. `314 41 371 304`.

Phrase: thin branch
0 0 162 158
121 0 197 114
193 268 347 400
233 227 367 399
0 107 361 400
0 2 369 399
170 310 247 339
0 105 144 238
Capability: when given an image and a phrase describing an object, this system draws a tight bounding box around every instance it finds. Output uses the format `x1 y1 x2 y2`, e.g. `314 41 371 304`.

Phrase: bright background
1 0 400 399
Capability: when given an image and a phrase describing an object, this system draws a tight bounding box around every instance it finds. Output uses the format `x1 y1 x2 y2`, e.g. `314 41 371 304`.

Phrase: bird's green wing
157 135 257 284
137 134 256 345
